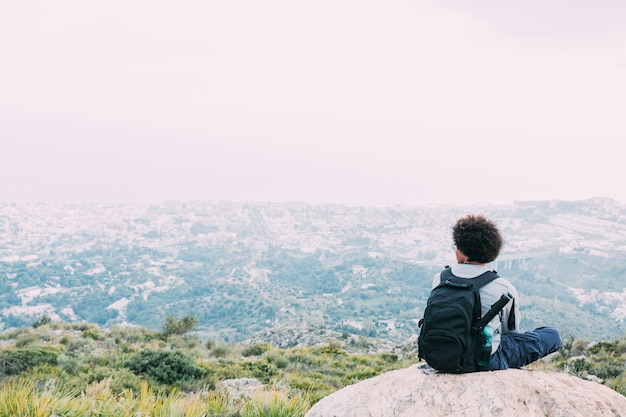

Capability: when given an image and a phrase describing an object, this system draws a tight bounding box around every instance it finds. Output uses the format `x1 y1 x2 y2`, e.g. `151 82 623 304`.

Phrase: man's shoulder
485 275 518 296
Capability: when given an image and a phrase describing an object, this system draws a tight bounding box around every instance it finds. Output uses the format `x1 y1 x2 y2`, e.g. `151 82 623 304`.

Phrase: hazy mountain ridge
1 198 626 343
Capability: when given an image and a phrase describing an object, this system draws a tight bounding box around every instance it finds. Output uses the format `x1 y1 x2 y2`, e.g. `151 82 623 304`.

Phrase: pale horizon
2 1 625 207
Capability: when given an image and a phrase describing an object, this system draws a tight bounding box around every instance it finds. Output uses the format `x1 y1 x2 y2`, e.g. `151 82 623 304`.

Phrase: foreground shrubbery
0 378 309 417
0 321 415 416
0 321 625 417
531 333 626 396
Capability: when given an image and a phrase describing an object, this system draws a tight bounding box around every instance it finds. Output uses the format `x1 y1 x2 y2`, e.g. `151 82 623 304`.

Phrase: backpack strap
438 266 454 284
475 292 513 330
471 270 500 289
507 299 516 331
439 267 499 288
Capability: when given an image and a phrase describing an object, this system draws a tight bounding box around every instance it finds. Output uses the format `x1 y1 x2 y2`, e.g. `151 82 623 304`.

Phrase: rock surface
217 378 264 398
306 364 626 417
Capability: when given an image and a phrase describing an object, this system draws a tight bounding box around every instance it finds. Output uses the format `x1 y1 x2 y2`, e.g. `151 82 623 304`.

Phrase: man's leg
490 327 562 370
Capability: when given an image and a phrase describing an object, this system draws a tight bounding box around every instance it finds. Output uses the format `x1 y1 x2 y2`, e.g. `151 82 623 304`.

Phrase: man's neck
459 261 486 266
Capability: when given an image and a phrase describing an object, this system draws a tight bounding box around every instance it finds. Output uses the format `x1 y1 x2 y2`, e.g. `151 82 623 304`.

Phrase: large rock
306 364 626 417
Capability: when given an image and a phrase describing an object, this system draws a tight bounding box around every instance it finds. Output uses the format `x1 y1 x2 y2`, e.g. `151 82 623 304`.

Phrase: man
432 214 561 370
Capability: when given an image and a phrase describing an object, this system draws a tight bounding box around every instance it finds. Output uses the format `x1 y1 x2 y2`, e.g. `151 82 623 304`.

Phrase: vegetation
0 318 625 417
161 314 199 338
0 320 418 416
5 200 626 345
125 349 206 386
528 333 626 398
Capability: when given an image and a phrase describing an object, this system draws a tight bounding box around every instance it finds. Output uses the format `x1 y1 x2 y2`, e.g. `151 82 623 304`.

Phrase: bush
586 355 626 380
70 322 97 332
84 366 143 394
265 352 290 369
0 347 60 376
161 314 198 338
32 314 52 328
14 334 39 348
243 360 278 383
380 352 398 363
125 349 206 386
82 328 100 340
210 345 231 358
606 374 626 397
320 341 344 355
242 343 271 357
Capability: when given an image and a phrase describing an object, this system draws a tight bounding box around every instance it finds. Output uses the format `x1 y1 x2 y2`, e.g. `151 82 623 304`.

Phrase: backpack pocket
420 333 465 373
418 301 475 373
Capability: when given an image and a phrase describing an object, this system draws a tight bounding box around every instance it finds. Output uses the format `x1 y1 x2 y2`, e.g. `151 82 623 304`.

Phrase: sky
1 0 625 206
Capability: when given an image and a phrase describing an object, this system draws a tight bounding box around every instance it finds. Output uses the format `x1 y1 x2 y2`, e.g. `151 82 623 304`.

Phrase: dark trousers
489 327 562 370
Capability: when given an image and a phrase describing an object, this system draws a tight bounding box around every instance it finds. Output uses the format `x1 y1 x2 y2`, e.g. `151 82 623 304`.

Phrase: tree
161 314 198 338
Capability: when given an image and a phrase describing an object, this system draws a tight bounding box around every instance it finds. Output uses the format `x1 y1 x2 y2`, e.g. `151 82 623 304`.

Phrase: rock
217 378 264 398
305 364 626 417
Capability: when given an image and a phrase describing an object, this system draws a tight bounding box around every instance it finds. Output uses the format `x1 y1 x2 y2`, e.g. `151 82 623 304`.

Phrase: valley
1 198 626 343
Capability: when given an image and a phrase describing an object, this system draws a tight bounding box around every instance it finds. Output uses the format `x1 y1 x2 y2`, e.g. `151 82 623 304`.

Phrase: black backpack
418 267 512 373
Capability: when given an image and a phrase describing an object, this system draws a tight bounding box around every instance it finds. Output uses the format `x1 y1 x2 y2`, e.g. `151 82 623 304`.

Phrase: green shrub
184 335 200 349
70 322 97 332
615 337 626 355
242 343 271 357
202 359 247 380
125 349 206 386
320 341 344 355
588 340 621 356
379 352 398 363
567 357 588 376
57 354 80 375
210 345 231 358
243 360 279 383
265 352 290 369
0 347 60 376
82 328 100 340
287 348 320 366
84 366 143 394
586 355 626 380
161 314 198 338
0 328 28 341
14 334 39 348
32 314 52 328
22 363 65 389
110 325 160 344
606 374 626 397
64 338 95 355
346 367 378 382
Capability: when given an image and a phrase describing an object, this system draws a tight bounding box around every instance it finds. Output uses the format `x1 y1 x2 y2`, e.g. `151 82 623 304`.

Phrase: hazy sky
2 1 625 206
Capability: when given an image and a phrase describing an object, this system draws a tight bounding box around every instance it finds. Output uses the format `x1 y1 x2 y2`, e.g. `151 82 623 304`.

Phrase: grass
0 377 311 417
1 320 625 417
0 322 416 416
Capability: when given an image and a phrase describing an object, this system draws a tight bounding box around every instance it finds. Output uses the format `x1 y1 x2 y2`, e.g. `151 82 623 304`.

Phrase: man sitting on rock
433 214 562 370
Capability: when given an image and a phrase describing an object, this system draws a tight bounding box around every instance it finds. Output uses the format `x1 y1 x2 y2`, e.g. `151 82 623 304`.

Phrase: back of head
452 214 503 263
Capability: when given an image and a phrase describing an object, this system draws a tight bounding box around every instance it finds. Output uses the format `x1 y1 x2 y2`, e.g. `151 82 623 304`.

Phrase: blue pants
489 327 562 370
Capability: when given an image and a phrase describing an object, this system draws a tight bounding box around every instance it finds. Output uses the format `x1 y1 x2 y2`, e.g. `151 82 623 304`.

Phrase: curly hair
452 214 503 263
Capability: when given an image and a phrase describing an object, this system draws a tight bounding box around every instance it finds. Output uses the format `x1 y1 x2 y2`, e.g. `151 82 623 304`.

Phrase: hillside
1 198 626 343
0 320 624 416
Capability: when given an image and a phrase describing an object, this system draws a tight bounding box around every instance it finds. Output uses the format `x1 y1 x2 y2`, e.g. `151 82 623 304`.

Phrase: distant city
1 198 625 342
